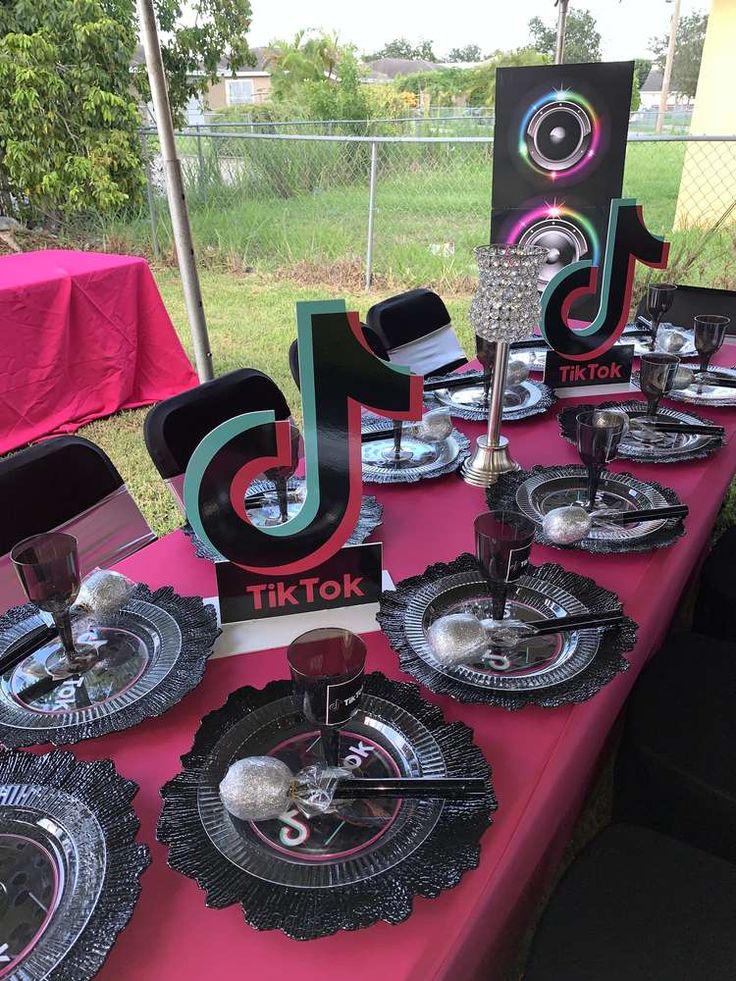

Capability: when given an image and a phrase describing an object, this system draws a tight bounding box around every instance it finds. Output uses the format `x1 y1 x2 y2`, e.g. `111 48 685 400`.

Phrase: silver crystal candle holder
461 244 548 487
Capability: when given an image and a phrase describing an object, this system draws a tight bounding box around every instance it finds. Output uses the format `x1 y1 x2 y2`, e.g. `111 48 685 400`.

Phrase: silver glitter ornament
505 359 529 388
74 569 136 617
427 613 488 666
542 504 593 545
659 329 686 354
415 407 453 442
219 756 293 821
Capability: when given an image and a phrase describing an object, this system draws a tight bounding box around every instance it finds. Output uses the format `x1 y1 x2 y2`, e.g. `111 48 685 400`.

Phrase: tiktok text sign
541 198 669 390
184 300 423 579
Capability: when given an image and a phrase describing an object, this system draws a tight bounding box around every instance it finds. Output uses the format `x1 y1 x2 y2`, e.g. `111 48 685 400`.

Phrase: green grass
79 270 477 538
115 140 736 292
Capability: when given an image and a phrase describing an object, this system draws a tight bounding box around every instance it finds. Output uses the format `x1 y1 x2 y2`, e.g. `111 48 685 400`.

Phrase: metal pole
136 0 214 381
365 141 378 291
656 0 682 135
554 0 570 64
140 131 160 257
196 123 207 201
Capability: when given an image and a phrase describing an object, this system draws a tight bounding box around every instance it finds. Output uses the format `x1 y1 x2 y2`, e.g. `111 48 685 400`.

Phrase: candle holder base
460 434 520 487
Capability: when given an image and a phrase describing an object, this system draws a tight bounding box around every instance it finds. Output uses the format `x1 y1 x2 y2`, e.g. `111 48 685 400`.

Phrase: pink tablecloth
0 250 197 453
75 362 736 981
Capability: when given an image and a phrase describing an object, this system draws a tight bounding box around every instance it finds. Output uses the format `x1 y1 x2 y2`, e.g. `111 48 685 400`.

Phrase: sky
246 0 707 61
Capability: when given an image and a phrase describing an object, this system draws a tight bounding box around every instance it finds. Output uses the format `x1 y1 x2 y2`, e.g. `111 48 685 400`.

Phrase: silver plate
403 570 600 692
432 380 549 422
515 468 670 544
361 428 468 484
558 400 724 463
664 366 736 407
622 325 697 358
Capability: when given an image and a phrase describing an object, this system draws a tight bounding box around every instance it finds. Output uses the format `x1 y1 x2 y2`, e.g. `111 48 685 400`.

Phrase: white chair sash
386 323 466 376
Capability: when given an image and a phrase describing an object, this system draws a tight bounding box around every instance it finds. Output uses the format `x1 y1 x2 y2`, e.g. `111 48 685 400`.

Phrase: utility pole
555 0 570 64
656 0 682 135
137 0 214 381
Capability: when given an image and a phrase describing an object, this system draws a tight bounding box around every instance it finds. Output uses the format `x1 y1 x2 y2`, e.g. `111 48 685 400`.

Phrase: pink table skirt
0 250 197 453
70 358 736 981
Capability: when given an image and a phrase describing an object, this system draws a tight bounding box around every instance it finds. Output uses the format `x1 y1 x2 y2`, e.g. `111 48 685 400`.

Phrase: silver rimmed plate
486 465 686 554
428 378 555 423
360 423 469 484
184 477 384 560
0 749 148 981
557 400 725 464
663 366 736 407
377 554 636 709
158 673 495 939
621 324 697 358
0 585 219 747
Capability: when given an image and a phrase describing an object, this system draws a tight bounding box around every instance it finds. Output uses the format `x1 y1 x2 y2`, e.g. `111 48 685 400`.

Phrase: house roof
131 43 270 75
363 57 443 82
642 67 664 92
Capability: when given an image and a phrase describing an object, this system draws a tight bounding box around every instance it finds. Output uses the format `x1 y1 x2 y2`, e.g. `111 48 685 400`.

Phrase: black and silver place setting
0 748 149 980
157 627 496 940
0 532 219 746
423 337 556 424
487 409 688 554
361 408 470 483
378 510 637 710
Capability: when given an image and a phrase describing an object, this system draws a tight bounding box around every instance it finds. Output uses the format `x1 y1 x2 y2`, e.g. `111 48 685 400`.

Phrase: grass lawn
78 269 478 537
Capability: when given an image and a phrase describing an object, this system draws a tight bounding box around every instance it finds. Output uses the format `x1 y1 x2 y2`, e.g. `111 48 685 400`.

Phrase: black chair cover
614 631 736 863
366 288 467 376
693 526 736 640
144 368 291 479
635 283 736 336
0 436 123 556
525 823 736 981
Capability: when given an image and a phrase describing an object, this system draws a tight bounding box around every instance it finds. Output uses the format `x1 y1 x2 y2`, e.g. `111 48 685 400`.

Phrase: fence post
196 124 207 201
365 141 378 291
140 131 160 257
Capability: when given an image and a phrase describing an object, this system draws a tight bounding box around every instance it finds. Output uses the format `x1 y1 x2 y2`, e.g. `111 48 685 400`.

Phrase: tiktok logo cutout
540 198 669 361
184 300 424 575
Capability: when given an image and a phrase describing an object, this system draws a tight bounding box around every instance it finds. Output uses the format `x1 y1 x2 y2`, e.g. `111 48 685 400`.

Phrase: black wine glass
576 409 627 510
646 283 677 349
287 627 367 768
638 352 680 420
694 314 730 392
263 420 301 523
474 510 535 623
476 335 496 408
11 533 83 671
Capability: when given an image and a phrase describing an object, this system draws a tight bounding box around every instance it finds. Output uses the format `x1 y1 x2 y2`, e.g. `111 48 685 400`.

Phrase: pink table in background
0 250 197 453
71 364 736 981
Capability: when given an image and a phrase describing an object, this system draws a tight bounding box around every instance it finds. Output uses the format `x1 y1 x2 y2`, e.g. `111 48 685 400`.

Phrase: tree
0 1 253 224
528 8 602 63
446 44 483 63
265 30 341 99
650 11 708 100
634 58 653 91
365 37 438 62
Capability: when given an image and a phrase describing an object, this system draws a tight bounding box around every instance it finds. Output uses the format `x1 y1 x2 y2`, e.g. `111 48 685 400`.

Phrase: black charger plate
377 554 636 710
157 672 495 940
486 465 686 554
0 584 219 747
0 750 148 980
557 400 725 464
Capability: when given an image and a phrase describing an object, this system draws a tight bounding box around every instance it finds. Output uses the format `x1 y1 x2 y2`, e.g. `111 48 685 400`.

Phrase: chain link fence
127 128 736 292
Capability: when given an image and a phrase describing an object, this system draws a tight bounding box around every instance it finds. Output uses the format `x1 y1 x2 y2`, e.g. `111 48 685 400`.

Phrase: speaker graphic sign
490 61 634 313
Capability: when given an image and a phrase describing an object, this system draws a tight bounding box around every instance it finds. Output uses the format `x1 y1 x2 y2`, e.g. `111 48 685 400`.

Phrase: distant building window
226 78 255 105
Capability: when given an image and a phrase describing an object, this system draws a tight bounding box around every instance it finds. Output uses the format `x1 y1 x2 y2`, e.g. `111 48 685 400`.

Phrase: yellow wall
675 0 736 227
